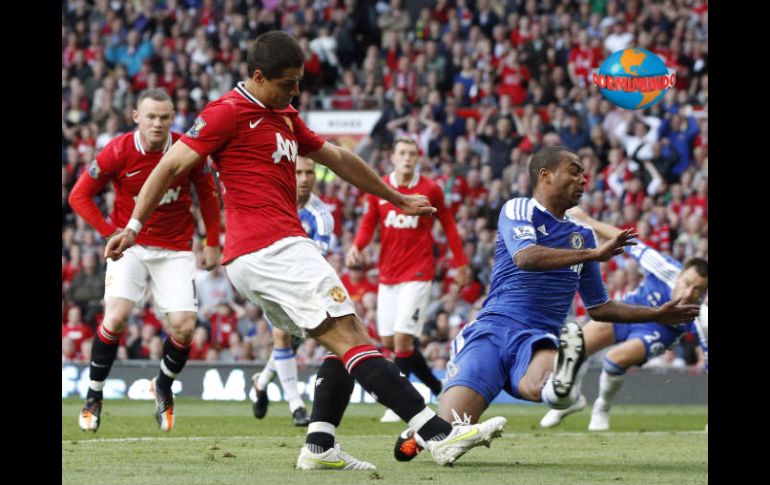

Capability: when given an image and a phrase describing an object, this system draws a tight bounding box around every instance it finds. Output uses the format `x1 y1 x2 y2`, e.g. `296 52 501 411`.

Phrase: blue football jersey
476 197 609 332
298 193 334 256
621 242 699 339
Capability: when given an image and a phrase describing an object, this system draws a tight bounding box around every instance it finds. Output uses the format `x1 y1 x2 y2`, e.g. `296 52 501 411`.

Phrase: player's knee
606 340 646 368
101 313 129 334
273 329 292 347
602 356 627 376
166 312 197 342
519 375 548 401
312 313 370 355
393 333 413 353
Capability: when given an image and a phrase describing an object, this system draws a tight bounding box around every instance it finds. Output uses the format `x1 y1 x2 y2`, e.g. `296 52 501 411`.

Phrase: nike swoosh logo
304 457 345 468
379 200 388 205
90 362 109 368
126 170 142 177
249 118 264 129
436 428 479 448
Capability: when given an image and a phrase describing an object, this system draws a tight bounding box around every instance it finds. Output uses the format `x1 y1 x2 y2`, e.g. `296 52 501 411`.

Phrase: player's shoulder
564 213 596 233
170 131 183 142
102 131 135 152
503 197 536 222
307 193 330 214
96 131 135 163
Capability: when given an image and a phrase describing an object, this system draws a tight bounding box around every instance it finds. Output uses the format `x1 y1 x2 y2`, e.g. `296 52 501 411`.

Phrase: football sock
305 355 354 452
273 346 304 412
256 353 277 391
155 334 191 392
406 348 443 396
343 345 451 442
87 323 121 400
596 357 626 410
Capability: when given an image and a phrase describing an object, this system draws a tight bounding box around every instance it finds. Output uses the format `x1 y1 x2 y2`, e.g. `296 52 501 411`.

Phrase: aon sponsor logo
272 133 298 164
133 186 181 206
384 210 419 229
159 186 182 205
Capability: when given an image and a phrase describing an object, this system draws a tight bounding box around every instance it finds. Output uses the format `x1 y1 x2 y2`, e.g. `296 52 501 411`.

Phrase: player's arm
587 298 700 326
190 162 222 270
513 231 637 271
68 145 124 238
347 193 379 267
566 206 623 240
568 205 678 283
434 184 470 285
68 165 119 238
105 142 204 260
307 141 436 217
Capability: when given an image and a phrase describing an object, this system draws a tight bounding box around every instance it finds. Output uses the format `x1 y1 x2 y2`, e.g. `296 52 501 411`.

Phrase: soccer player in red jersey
346 138 470 422
69 88 222 433
106 32 505 470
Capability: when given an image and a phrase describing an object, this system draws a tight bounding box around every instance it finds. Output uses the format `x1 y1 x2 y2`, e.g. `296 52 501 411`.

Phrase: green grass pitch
62 398 707 485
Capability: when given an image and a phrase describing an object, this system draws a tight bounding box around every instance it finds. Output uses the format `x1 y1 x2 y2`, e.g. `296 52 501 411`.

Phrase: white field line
64 431 706 444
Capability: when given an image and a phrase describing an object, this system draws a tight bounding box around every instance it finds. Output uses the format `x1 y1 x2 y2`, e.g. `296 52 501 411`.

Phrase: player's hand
202 245 222 270
592 228 637 262
346 245 364 268
104 228 137 261
396 194 437 216
454 265 471 287
653 298 702 325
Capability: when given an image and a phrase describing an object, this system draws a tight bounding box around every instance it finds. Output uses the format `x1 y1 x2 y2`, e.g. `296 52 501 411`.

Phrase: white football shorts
105 245 197 314
376 280 432 338
225 237 355 337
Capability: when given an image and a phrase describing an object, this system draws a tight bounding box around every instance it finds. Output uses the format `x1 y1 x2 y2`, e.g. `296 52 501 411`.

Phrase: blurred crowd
62 0 707 372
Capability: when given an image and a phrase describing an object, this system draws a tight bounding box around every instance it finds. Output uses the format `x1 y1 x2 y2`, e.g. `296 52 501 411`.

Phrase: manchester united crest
283 116 294 132
330 286 347 303
569 232 585 249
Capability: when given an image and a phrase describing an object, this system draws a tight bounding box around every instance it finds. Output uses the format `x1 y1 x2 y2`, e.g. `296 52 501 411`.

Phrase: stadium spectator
62 0 707 378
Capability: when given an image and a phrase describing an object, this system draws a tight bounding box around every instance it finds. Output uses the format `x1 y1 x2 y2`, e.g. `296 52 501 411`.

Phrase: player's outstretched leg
252 353 276 419
589 357 626 431
541 322 586 410
79 322 121 432
296 356 375 470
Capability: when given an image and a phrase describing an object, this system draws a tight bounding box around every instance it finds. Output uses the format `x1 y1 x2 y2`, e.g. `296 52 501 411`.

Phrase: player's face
295 157 316 199
551 156 587 207
258 67 303 109
672 267 708 304
391 141 420 176
133 98 174 149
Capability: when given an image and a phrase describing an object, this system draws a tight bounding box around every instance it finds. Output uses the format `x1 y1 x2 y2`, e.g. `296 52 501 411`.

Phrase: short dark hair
247 30 304 79
528 146 577 190
393 138 418 149
683 257 708 280
137 88 172 106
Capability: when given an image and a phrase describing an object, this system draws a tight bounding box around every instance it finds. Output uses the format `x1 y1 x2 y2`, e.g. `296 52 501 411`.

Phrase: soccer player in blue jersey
251 156 335 426
539 206 708 431
394 146 700 461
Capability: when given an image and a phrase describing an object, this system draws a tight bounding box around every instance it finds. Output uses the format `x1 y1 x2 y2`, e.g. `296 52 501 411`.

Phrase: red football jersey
353 172 468 285
180 82 325 264
69 131 221 250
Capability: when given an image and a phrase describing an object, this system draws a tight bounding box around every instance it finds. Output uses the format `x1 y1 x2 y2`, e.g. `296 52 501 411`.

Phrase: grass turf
62 398 707 485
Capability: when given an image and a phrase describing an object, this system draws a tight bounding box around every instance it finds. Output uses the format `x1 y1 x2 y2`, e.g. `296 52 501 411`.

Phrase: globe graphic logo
592 48 676 110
